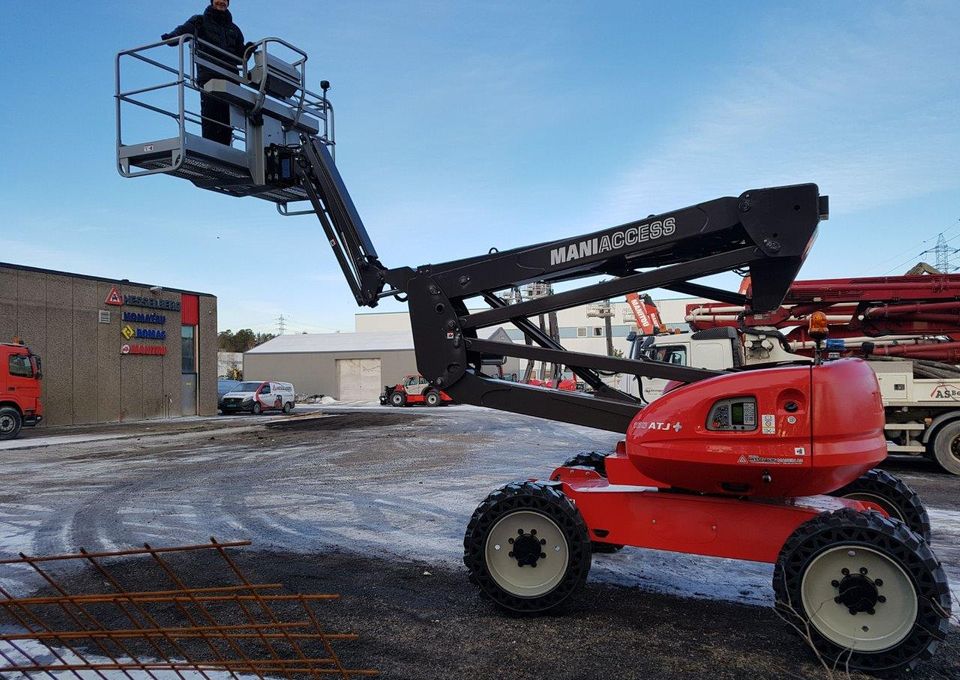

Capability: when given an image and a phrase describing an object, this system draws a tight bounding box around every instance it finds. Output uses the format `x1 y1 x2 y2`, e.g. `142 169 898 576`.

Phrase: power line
875 218 960 275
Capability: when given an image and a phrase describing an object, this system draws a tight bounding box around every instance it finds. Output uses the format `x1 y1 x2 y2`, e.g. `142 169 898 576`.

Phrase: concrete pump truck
115 35 951 675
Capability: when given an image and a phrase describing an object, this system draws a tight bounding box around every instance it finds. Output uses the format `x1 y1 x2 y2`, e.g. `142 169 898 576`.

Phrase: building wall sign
121 344 167 356
123 295 181 312
105 287 180 312
122 325 167 341
105 287 124 306
123 311 166 325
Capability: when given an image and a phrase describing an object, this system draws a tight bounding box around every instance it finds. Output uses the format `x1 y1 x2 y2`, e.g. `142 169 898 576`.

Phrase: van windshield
235 382 263 392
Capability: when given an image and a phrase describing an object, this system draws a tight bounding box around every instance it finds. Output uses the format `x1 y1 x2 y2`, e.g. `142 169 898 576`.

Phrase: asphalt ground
0 406 958 679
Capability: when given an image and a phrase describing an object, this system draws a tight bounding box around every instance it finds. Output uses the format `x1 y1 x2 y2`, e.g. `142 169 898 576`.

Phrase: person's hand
161 33 172 41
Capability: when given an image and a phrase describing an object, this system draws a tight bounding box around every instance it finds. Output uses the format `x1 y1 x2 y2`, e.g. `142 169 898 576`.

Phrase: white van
220 380 296 415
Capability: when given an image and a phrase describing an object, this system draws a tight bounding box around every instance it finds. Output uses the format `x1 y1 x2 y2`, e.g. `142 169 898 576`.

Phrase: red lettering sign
120 344 167 356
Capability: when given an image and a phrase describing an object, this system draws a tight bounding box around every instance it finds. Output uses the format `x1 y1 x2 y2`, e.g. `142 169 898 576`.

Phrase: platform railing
115 35 192 177
116 35 334 181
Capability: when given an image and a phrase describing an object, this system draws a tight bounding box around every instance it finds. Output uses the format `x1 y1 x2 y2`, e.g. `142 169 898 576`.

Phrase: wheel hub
509 530 546 567
484 510 569 598
801 546 918 652
0 415 14 432
835 571 880 614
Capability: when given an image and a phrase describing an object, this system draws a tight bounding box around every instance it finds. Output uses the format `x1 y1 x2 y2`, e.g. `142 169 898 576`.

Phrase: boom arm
282 137 828 431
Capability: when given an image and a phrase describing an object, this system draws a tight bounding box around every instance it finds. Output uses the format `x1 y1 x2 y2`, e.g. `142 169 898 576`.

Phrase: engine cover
626 359 885 497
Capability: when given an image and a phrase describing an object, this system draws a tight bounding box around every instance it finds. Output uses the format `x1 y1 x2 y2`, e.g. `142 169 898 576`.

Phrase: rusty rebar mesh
0 538 378 678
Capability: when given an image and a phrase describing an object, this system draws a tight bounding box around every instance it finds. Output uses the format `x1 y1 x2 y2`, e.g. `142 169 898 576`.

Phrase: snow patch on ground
0 403 957 616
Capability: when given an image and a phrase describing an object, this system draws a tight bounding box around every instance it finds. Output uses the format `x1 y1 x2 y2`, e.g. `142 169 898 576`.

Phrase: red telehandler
116 37 950 674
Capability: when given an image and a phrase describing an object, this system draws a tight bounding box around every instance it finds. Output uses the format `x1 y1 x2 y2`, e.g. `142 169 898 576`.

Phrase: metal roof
246 330 415 354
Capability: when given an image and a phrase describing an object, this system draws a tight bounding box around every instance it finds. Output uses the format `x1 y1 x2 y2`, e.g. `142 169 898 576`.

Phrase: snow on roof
245 330 415 354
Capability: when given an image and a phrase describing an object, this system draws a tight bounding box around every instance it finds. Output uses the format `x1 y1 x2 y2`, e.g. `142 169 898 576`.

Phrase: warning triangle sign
738 455 748 464
105 287 124 306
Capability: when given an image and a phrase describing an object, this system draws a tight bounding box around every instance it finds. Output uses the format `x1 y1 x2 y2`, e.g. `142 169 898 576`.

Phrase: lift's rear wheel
389 391 406 407
930 420 960 475
0 407 22 440
560 451 609 477
556 452 623 553
773 508 950 675
425 390 441 407
463 481 591 613
829 469 931 542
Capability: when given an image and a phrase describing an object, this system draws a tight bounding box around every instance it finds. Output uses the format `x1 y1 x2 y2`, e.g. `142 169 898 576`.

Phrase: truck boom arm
687 274 960 360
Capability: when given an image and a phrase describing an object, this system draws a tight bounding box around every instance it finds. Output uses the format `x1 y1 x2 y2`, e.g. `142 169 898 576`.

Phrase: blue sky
2 1 958 334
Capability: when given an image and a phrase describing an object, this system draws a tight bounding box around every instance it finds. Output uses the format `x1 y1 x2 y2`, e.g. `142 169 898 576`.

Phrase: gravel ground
0 406 958 679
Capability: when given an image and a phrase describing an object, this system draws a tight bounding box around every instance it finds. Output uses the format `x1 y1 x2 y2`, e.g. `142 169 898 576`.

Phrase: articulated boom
286 138 829 430
114 36 829 431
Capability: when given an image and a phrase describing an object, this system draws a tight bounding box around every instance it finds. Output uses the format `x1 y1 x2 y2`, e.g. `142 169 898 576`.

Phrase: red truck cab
0 343 43 440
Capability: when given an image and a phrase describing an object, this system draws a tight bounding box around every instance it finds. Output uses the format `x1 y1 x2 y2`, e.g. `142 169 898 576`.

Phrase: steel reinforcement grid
0 538 378 678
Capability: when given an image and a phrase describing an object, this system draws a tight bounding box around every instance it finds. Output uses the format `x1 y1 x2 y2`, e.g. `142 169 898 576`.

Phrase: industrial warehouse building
0 262 218 426
244 331 417 401
244 297 700 401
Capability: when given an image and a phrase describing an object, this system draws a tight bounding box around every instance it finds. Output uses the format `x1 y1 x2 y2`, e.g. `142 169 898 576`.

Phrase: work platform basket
115 36 334 211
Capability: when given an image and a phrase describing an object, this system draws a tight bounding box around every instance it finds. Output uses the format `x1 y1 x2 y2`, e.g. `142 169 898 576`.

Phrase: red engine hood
626 359 885 498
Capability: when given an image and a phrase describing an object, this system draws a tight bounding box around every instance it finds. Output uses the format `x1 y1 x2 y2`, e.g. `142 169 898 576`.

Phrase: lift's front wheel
463 481 591 613
829 468 931 542
773 509 950 675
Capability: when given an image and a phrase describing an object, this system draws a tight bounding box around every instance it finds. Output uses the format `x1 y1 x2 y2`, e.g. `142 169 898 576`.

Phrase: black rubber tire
556 453 623 553
463 481 591 613
560 451 609 477
829 469 931 543
390 391 406 407
252 402 262 415
773 508 950 676
425 390 441 407
930 420 960 476
0 407 22 441
282 402 293 414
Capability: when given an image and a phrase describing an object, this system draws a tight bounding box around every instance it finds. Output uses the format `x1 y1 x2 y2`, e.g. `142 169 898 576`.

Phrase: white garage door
337 359 382 401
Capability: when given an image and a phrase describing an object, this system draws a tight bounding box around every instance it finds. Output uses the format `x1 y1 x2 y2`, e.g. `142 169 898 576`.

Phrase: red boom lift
116 38 951 674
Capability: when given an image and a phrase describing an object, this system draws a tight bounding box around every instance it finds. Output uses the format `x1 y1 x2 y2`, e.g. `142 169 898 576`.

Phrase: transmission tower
276 314 287 335
919 227 960 274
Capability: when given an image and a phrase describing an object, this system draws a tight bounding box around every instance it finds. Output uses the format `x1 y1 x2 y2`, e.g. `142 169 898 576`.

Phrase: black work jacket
163 6 246 82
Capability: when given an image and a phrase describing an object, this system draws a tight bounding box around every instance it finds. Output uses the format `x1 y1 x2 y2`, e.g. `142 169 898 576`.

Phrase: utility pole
587 298 615 356
519 282 556 382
